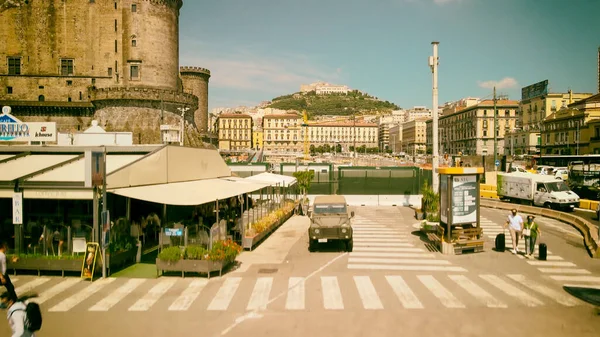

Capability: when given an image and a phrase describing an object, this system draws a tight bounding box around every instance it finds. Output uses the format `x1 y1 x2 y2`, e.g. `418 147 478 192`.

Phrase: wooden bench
428 225 484 254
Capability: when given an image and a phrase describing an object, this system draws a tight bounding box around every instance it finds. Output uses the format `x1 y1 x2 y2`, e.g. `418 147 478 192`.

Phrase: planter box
107 248 137 274
415 211 425 220
155 258 227 279
8 257 90 277
243 210 293 250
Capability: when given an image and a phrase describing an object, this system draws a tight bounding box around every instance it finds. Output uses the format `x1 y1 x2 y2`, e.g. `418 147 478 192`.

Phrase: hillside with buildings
266 82 399 117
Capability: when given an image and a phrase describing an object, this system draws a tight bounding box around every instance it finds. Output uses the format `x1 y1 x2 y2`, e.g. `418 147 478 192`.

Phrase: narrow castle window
8 57 21 75
132 40 137 47
114 20 117 32
114 40 118 53
39 85 44 89
108 68 113 76
38 95 45 102
130 65 140 80
60 59 74 75
6 87 13 94
131 4 137 12
66 80 72 86
68 97 72 102
79 92 83 100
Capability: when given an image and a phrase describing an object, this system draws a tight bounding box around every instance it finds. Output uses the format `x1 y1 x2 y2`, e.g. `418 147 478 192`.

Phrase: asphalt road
2 207 600 337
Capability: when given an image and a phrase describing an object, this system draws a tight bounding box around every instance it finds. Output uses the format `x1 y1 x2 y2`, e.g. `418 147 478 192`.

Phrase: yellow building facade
252 129 264 150
217 114 253 151
403 118 427 156
307 121 378 151
263 114 303 153
541 93 600 155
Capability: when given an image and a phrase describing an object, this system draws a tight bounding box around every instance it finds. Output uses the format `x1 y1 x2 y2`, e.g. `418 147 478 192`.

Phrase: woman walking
523 215 541 258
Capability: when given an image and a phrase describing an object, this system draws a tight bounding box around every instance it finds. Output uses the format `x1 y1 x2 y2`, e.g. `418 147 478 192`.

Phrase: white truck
497 172 580 211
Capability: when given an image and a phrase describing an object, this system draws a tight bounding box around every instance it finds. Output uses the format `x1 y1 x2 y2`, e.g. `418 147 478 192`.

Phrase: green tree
293 170 315 199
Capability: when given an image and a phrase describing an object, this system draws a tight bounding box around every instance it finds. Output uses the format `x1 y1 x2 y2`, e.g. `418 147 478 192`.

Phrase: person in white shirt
505 209 524 255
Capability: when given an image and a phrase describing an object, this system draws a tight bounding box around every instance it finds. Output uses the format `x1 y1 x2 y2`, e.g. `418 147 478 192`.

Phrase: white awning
109 178 270 206
245 172 297 187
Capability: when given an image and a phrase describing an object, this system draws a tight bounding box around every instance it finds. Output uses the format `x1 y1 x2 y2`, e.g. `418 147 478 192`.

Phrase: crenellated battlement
141 0 183 10
180 66 211 77
90 86 198 108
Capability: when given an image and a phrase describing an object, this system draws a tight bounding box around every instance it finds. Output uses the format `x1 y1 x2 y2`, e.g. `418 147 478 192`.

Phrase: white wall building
57 121 133 146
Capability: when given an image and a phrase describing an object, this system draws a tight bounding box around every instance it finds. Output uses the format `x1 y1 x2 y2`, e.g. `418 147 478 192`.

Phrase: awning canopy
244 172 297 187
109 178 271 206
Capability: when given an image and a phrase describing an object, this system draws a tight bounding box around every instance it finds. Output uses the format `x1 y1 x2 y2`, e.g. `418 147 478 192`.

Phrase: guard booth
437 167 484 255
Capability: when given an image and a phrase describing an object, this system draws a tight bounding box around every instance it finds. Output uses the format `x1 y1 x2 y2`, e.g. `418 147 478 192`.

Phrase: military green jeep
307 195 354 252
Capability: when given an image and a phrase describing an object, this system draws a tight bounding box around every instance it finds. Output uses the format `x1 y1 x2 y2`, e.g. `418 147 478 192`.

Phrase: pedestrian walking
505 209 523 255
0 241 18 301
1 291 41 337
523 215 541 258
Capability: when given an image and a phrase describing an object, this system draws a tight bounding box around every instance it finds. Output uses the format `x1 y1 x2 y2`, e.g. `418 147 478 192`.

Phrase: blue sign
495 160 500 167
164 228 183 237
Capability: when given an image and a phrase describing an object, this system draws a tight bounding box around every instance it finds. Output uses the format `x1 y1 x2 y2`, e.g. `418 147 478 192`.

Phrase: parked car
554 168 569 180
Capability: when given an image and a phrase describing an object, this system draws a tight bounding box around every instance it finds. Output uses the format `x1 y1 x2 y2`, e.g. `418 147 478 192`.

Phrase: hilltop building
300 82 351 95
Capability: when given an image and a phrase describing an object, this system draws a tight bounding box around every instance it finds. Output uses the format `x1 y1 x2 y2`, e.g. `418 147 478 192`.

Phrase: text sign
451 175 477 224
164 228 183 237
0 107 57 142
521 80 549 101
495 160 500 167
12 192 23 224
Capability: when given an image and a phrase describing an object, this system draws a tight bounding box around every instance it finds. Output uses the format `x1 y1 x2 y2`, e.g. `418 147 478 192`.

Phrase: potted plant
420 181 440 228
293 170 315 215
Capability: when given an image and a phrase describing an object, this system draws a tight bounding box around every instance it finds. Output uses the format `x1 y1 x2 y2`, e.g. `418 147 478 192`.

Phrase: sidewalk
233 215 310 272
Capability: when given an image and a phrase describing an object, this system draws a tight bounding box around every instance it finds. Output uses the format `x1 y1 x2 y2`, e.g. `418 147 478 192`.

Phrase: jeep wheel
308 240 317 252
345 240 353 252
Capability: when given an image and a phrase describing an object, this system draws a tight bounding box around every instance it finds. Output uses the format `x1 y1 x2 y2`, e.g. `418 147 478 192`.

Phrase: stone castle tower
0 0 211 146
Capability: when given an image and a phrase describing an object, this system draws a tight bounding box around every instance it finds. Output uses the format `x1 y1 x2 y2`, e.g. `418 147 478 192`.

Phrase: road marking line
129 278 176 311
349 252 435 258
355 238 409 243
15 277 51 294
538 268 591 274
418 275 465 308
354 242 414 247
247 277 273 311
89 278 146 311
354 234 407 238
49 278 116 312
385 275 423 309
321 276 344 310
545 255 564 261
207 277 242 311
550 275 600 283
168 279 209 311
354 276 383 310
353 247 424 252
348 264 467 272
448 275 506 308
35 278 81 305
527 261 577 267
285 277 305 310
480 274 543 307
348 257 451 265
507 274 579 306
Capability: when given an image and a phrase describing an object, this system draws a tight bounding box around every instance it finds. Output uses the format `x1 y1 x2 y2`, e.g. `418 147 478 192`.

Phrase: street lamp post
429 42 440 192
177 107 190 146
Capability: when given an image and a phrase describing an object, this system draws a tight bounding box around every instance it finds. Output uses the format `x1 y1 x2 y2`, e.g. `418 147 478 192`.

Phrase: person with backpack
1 291 42 337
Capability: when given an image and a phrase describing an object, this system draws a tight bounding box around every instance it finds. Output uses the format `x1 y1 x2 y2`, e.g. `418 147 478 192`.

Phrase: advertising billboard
521 80 549 101
0 106 57 142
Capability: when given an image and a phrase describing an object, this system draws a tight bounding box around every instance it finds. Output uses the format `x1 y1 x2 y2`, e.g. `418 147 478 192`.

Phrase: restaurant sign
0 106 57 142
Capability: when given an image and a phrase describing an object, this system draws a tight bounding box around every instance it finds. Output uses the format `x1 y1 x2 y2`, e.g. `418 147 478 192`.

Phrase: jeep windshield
313 204 347 214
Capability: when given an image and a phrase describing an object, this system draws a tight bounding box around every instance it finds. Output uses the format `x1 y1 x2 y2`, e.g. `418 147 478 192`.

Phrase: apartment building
307 121 378 151
262 114 303 153
540 93 600 155
427 99 520 156
389 124 403 153
403 118 427 156
217 114 253 151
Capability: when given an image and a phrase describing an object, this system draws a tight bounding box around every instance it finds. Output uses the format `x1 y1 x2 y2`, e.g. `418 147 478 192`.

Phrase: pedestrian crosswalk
8 272 585 313
481 213 600 290
347 210 466 272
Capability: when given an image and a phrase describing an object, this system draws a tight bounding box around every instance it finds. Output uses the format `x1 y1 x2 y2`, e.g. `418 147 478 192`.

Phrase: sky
178 0 600 111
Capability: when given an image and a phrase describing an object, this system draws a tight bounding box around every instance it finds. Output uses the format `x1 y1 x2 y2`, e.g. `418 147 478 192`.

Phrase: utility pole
493 87 498 167
429 42 440 192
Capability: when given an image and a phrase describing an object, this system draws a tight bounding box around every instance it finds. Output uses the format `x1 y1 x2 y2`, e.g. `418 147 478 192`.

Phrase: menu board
452 175 477 224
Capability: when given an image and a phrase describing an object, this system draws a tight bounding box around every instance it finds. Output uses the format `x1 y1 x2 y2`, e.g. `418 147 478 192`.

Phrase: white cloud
180 46 345 99
477 77 519 90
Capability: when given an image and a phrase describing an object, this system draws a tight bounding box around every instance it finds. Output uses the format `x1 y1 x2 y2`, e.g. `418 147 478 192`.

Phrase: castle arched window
38 95 45 102
132 40 137 47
